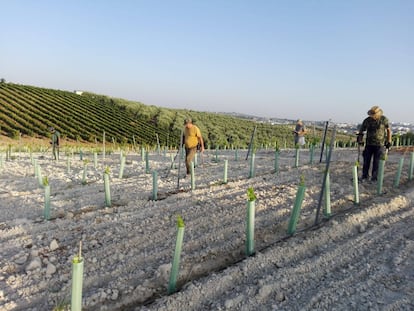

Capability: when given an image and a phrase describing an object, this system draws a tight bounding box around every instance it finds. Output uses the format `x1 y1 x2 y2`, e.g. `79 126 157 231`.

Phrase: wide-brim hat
367 106 383 118
184 118 192 125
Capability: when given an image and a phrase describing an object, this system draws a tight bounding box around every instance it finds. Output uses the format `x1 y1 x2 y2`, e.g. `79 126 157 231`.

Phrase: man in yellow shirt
183 118 204 175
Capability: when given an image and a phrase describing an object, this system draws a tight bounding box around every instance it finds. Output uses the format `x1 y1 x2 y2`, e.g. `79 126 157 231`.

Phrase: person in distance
50 127 60 160
183 118 204 175
293 119 307 148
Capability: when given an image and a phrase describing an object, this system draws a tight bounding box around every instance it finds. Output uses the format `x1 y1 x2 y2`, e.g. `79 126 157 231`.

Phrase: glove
385 142 391 149
356 133 364 145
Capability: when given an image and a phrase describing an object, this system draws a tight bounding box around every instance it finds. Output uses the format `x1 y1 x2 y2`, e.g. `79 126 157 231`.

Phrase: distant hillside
0 82 352 149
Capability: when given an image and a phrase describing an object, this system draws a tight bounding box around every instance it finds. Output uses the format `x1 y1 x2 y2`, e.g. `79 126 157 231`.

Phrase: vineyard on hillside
0 83 168 146
0 82 353 149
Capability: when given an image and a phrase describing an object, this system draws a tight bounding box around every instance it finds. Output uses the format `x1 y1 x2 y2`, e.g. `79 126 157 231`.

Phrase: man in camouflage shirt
50 127 60 160
357 106 392 182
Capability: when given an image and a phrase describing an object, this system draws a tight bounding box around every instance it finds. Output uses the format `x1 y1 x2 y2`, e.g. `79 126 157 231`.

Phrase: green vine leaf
299 174 305 186
176 215 185 228
247 187 257 201
275 141 280 152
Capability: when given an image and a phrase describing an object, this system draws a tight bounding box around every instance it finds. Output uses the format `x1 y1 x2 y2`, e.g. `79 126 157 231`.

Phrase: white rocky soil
0 146 413 310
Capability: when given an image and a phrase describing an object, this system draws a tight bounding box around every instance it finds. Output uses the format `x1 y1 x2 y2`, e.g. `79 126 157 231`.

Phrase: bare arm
196 127 204 151
386 128 391 143
198 136 204 152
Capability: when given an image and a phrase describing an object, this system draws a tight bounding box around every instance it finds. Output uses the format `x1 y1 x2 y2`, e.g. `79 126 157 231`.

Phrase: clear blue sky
2 0 413 124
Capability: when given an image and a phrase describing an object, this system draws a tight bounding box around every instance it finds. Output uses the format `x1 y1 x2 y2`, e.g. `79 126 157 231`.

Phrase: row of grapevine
0 84 166 145
0 82 355 149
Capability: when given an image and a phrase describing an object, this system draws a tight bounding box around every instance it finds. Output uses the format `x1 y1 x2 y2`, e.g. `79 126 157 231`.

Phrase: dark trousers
362 145 383 179
185 147 197 174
